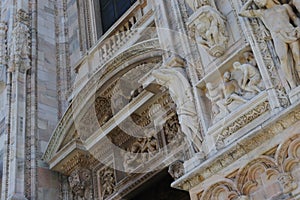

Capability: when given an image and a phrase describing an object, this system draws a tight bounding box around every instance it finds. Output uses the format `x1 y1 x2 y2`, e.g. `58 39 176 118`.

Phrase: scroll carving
198 135 300 199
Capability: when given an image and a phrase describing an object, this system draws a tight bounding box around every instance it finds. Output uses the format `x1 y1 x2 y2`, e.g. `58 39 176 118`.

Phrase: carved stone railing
74 0 152 73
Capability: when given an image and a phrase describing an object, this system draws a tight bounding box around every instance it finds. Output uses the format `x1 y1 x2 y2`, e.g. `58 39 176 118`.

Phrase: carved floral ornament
188 5 229 57
197 134 300 200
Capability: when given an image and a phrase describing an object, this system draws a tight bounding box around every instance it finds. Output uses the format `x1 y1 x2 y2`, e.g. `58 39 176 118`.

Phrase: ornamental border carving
216 100 269 149
173 103 300 191
198 134 300 199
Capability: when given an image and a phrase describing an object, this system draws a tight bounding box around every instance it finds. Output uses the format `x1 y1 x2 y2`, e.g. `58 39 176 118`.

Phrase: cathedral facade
0 0 299 199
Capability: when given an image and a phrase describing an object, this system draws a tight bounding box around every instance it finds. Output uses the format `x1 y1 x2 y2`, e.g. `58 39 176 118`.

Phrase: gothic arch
275 134 300 173
201 179 239 200
236 156 279 195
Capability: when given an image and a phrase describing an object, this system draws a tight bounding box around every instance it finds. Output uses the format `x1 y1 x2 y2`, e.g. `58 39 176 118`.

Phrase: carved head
68 168 92 197
223 71 231 81
168 160 184 180
254 0 267 7
233 62 242 70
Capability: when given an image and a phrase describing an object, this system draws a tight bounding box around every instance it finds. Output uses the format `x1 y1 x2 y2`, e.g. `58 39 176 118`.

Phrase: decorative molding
172 104 300 191
216 100 269 149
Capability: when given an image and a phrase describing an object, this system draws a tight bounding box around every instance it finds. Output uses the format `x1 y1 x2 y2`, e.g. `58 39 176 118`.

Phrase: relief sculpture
239 0 300 89
205 52 264 123
68 168 93 200
152 67 203 153
193 5 229 57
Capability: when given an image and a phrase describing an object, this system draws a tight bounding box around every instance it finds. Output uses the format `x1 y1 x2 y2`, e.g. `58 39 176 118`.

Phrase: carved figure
221 71 248 112
195 6 229 57
240 0 300 89
152 68 203 153
68 168 92 200
243 51 257 66
100 168 115 199
206 82 228 122
163 116 184 146
194 0 217 9
122 136 159 171
9 9 31 72
168 160 184 180
233 61 262 94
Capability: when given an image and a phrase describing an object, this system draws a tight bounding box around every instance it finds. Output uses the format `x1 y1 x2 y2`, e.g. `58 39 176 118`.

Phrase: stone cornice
172 101 300 191
43 39 162 165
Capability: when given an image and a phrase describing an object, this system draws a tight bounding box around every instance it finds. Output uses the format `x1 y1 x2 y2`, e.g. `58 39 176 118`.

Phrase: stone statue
152 68 203 153
239 0 300 89
9 9 31 72
68 168 92 200
206 82 228 122
195 6 229 57
220 71 248 112
233 61 262 94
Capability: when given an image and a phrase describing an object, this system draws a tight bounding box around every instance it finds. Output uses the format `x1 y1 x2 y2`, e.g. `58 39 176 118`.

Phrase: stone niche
187 0 246 74
197 48 269 149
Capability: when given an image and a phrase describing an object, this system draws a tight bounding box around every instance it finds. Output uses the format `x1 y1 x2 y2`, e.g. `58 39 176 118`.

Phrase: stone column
5 9 31 200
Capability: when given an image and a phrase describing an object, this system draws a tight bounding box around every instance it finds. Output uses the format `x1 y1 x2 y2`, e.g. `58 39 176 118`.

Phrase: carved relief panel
187 0 246 75
98 166 116 200
196 50 270 150
239 0 300 91
199 50 265 126
68 168 93 200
